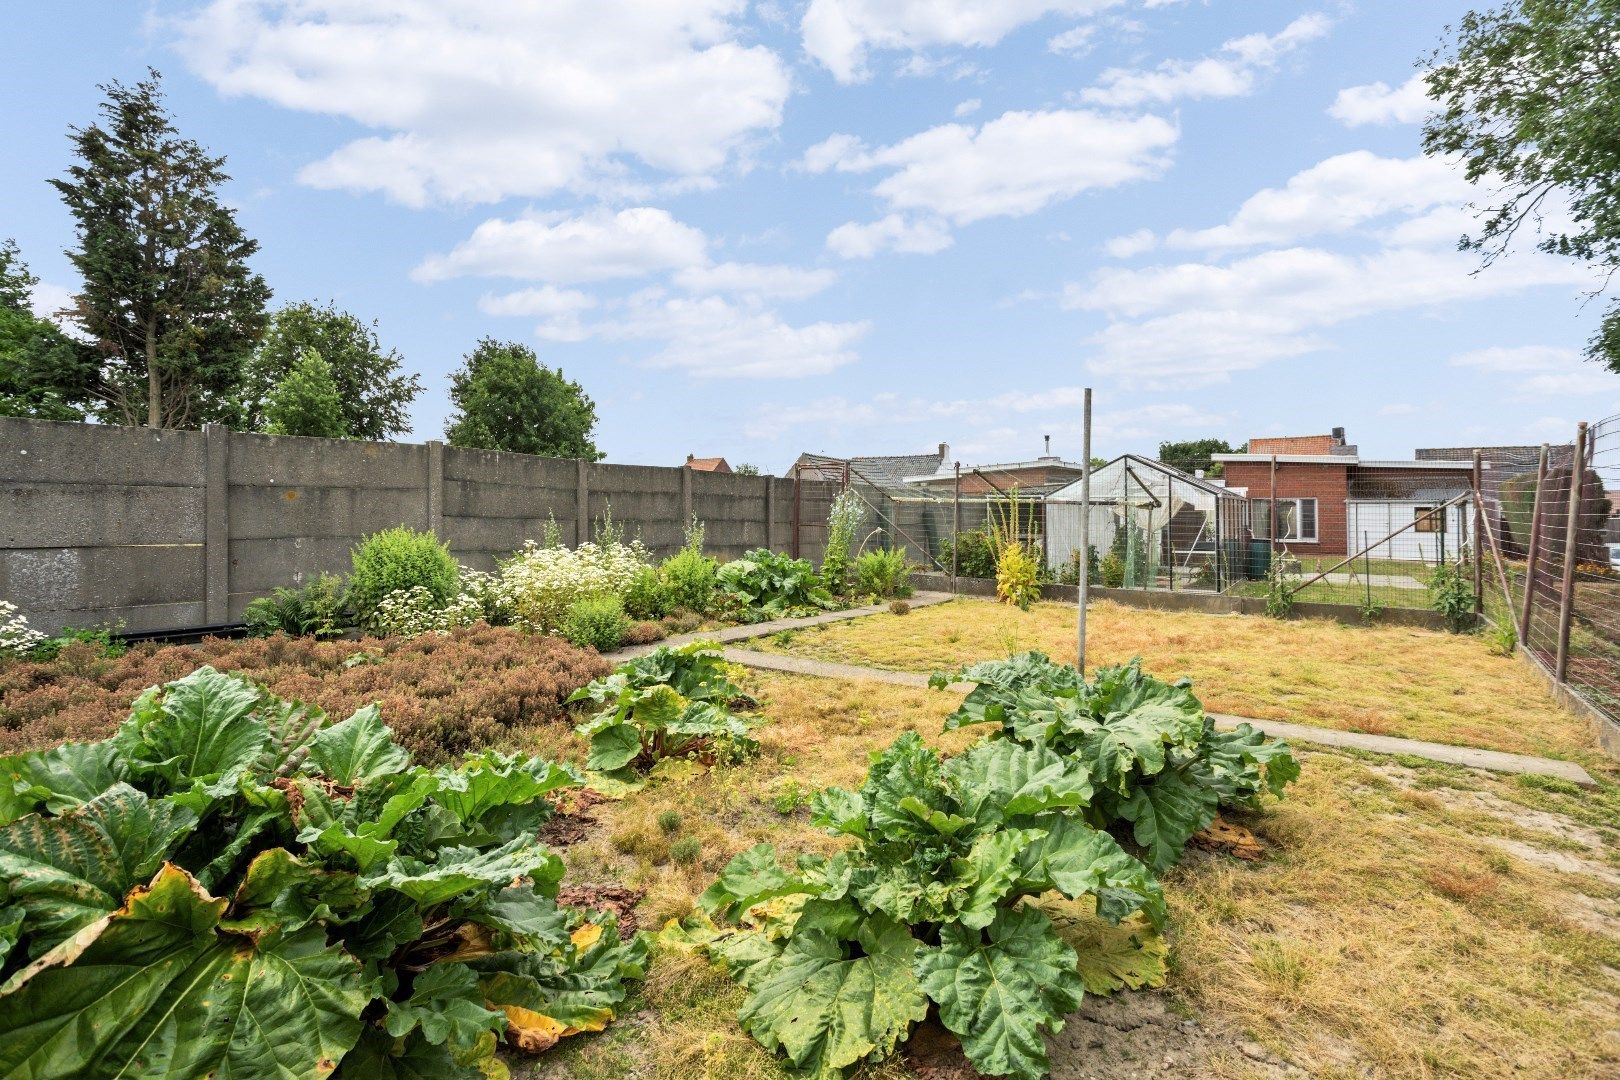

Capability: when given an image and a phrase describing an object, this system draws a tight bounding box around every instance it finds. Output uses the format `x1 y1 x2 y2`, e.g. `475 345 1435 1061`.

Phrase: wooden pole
1078 389 1092 675
1555 422 1589 682
1517 444 1549 644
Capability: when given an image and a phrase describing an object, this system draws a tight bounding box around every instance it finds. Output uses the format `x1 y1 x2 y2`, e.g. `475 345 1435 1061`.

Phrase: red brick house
683 454 731 473
1215 429 1478 559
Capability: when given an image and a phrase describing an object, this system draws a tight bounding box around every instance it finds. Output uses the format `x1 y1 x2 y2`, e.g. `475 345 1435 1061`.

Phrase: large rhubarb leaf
1110 765 1221 872
1034 895 1168 996
943 738 1092 825
0 783 196 956
697 843 816 921
384 962 505 1048
737 912 927 1078
361 838 563 908
431 752 581 825
115 666 271 790
916 904 1085 1080
0 742 127 825
0 864 372 1079
1012 816 1166 929
309 705 410 787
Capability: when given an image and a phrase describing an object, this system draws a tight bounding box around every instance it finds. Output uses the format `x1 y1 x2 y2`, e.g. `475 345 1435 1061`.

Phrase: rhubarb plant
569 642 757 776
666 732 1164 1080
933 652 1300 870
0 666 647 1079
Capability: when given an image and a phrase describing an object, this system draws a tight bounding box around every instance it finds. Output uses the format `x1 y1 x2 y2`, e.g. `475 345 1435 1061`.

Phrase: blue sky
5 0 1617 472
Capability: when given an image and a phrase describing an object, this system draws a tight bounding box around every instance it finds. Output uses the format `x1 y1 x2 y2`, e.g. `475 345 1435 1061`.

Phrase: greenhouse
1045 454 1250 592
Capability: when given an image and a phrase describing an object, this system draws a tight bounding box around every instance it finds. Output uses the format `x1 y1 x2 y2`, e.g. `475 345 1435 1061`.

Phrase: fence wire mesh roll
1508 417 1619 725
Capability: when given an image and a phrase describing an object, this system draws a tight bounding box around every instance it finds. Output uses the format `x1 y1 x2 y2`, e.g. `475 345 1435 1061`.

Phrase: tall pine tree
0 240 97 421
52 70 270 428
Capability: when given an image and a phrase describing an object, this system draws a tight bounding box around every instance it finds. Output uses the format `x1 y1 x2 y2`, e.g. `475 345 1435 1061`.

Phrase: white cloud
807 108 1178 225
954 98 983 118
1164 152 1471 251
413 207 708 284
1047 26 1096 56
27 281 75 323
1379 403 1420 417
1330 72 1431 127
1069 244 1591 386
1103 228 1156 258
1080 13 1332 108
801 0 1122 83
1450 345 1618 396
673 262 838 301
601 290 868 377
179 0 791 206
478 286 598 341
826 214 955 258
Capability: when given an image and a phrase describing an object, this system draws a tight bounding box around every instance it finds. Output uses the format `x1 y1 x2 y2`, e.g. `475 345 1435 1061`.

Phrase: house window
1252 498 1318 542
1414 506 1446 533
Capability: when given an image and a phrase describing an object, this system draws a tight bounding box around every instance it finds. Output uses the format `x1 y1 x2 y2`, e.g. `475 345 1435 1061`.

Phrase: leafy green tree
1423 0 1620 372
264 349 347 438
1157 438 1235 477
51 70 270 428
0 240 96 420
244 301 421 439
734 463 761 475
444 339 602 459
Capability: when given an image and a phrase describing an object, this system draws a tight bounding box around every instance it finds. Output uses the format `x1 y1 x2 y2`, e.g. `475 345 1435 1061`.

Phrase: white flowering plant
498 539 648 633
369 585 487 638
0 600 46 657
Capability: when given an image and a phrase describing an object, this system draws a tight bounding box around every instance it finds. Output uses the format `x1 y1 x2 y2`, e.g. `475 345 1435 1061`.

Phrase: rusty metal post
1555 422 1589 682
1472 451 1484 616
1517 444 1549 644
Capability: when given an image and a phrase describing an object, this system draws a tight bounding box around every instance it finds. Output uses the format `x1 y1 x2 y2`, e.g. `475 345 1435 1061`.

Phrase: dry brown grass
522 668 1620 1080
755 598 1600 761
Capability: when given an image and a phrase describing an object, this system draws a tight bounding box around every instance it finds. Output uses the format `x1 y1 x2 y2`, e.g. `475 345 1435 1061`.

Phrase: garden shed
1045 455 1249 592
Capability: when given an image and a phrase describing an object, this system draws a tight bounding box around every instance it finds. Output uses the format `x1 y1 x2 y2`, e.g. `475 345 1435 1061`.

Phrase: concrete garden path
714 647 1600 789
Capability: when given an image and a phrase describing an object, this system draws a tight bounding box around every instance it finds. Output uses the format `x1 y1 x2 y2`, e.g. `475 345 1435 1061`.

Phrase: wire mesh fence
1507 417 1620 726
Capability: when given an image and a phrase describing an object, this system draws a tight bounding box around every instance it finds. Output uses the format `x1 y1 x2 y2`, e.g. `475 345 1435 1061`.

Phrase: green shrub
662 547 718 615
0 666 648 1076
347 527 459 630
937 528 997 578
624 564 675 620
242 573 348 639
1099 550 1126 588
670 836 702 865
854 546 912 598
561 593 629 652
657 809 683 833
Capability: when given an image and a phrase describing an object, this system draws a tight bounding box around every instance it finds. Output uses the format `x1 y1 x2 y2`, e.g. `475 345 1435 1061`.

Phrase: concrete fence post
203 423 230 624
576 459 590 547
680 465 693 533
765 476 778 552
426 440 445 539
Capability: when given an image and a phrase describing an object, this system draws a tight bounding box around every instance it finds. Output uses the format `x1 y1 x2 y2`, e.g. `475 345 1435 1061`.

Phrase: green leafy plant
568 642 757 778
1429 556 1478 633
347 527 460 632
23 624 127 662
662 518 719 615
938 527 998 579
624 564 675 621
933 652 1300 871
1484 618 1518 656
561 594 629 652
666 732 1165 1080
0 666 647 1077
243 573 349 639
716 549 834 621
669 836 702 865
1263 555 1298 619
854 546 913 599
820 489 866 594
988 489 1043 610
657 809 683 834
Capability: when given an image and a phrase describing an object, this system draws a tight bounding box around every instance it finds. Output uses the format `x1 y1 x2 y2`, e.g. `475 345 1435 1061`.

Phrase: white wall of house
1346 499 1471 563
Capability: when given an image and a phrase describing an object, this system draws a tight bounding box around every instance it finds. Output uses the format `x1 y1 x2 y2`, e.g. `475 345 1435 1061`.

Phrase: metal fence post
1078 389 1092 674
1555 422 1589 682
1471 451 1484 616
1268 454 1278 556
952 462 961 590
1517 443 1550 644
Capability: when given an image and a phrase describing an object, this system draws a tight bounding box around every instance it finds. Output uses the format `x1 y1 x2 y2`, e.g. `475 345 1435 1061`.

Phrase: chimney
685 453 694 464
1331 427 1346 444
1044 435 1051 457
938 442 949 460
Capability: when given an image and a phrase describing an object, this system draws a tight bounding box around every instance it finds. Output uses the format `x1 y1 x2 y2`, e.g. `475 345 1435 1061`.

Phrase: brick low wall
0 417 835 634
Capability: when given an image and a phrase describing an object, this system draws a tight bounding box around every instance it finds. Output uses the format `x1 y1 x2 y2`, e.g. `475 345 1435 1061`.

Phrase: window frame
1251 497 1319 543
1413 505 1447 534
